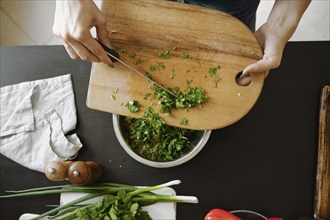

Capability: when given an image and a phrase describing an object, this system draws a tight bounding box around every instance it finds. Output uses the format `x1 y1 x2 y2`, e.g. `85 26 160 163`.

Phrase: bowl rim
112 114 212 168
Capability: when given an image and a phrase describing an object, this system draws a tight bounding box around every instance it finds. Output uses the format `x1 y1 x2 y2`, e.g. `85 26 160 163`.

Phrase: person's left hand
237 23 287 85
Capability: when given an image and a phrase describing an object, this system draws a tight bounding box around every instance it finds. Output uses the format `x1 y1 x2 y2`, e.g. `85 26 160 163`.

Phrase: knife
95 39 178 98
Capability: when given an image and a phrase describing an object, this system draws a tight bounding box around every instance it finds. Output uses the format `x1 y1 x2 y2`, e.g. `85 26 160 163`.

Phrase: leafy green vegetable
208 66 221 88
133 58 144 65
158 50 171 59
156 61 166 70
120 49 127 55
150 80 208 114
170 69 176 79
0 180 198 220
126 100 141 113
149 65 156 72
129 52 136 58
123 108 197 161
181 52 200 64
76 191 149 220
180 118 188 125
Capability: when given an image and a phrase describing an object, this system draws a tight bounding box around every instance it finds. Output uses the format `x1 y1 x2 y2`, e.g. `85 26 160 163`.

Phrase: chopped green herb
123 108 197 161
158 50 171 59
113 87 119 94
133 58 144 65
144 92 151 100
173 46 177 50
181 52 191 59
149 65 156 72
129 51 136 58
170 69 176 79
126 100 141 113
180 118 188 125
120 49 127 55
181 52 200 64
157 61 166 70
111 94 116 100
150 80 208 114
208 66 221 88
76 192 151 220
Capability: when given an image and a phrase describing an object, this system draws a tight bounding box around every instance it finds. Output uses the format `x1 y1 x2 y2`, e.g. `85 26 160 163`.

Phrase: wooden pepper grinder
45 160 73 181
45 160 102 186
67 161 102 186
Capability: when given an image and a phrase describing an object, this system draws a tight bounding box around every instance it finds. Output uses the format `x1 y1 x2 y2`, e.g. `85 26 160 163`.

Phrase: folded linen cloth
0 74 82 172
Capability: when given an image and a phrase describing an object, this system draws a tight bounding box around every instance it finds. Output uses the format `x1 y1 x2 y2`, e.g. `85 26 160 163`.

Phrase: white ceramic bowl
113 114 211 168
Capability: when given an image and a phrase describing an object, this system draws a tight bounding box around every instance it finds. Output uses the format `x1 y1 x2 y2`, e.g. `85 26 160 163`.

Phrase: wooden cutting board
87 0 265 130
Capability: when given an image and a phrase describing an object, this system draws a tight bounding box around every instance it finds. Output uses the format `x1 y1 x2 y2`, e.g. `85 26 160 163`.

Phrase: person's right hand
53 0 113 64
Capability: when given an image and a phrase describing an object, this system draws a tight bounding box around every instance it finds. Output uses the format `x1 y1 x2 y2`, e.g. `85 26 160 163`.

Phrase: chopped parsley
133 58 144 65
150 80 208 114
120 49 127 55
181 52 200 64
126 100 141 113
170 69 176 79
180 118 188 125
158 50 171 59
156 61 166 70
149 65 156 72
208 66 221 88
129 51 136 58
122 108 197 162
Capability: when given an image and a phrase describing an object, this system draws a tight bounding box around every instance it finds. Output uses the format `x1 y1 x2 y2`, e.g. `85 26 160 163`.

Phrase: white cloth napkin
0 74 83 172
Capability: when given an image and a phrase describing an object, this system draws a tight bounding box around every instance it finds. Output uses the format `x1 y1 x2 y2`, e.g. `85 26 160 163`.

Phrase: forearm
266 0 311 43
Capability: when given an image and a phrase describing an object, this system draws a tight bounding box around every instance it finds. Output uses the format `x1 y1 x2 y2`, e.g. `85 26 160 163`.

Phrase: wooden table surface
0 42 329 219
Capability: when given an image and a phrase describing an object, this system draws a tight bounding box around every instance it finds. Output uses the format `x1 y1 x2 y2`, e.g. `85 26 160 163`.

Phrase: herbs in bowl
113 108 211 167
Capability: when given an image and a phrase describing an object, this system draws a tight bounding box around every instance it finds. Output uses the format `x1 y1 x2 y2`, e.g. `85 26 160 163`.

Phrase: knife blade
95 39 178 98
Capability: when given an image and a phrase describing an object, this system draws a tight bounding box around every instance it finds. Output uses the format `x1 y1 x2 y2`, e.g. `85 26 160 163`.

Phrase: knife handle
94 38 119 63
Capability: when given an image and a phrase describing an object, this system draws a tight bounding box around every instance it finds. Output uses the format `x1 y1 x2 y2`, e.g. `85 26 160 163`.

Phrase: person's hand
53 0 113 64
237 23 286 85
237 0 311 86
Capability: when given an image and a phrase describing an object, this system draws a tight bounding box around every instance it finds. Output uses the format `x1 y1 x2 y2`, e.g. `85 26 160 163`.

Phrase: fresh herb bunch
150 80 208 114
122 108 197 162
0 180 198 220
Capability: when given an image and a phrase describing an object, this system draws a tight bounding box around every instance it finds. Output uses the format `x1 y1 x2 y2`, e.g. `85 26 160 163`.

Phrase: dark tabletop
0 42 329 220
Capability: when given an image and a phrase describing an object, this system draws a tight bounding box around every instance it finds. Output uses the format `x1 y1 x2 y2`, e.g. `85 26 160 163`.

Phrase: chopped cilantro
208 66 221 88
126 100 141 113
149 65 156 72
133 58 144 65
181 52 191 59
122 108 197 161
120 49 127 55
180 118 188 125
158 50 171 59
157 61 166 70
129 51 136 58
150 80 208 114
170 69 176 79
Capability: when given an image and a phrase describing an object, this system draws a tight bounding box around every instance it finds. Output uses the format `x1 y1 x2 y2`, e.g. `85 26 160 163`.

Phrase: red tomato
204 209 242 220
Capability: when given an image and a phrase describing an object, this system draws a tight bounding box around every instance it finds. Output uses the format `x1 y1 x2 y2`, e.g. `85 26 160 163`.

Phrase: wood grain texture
314 85 330 220
87 0 265 130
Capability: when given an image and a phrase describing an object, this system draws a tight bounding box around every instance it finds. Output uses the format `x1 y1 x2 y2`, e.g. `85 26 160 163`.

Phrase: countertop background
0 0 329 46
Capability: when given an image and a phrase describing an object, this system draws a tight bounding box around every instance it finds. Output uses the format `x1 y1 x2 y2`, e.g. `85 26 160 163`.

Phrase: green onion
0 180 197 220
